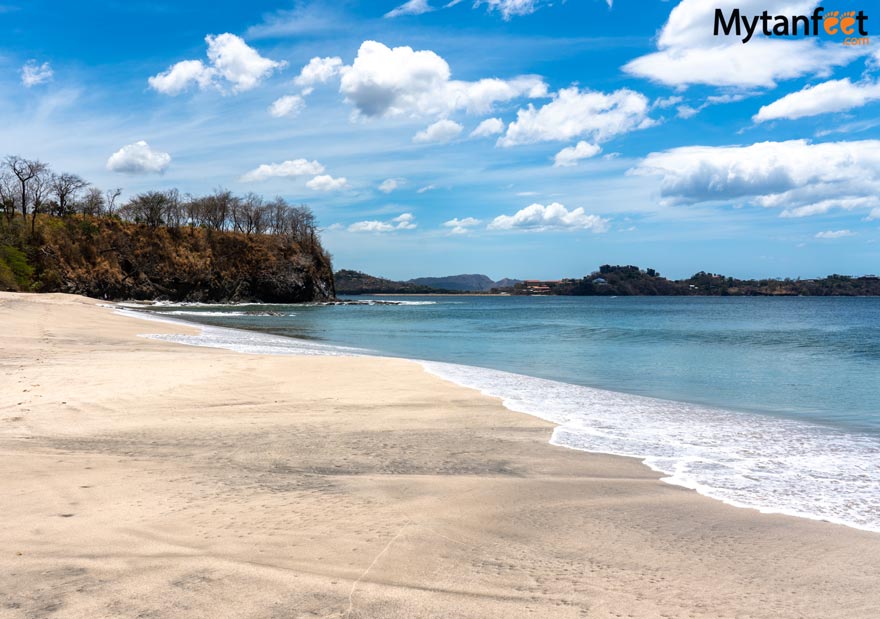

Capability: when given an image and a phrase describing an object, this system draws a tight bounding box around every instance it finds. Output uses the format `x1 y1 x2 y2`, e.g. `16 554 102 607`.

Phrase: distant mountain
407 274 522 292
407 274 495 292
335 271 523 294
334 270 443 294
494 278 522 289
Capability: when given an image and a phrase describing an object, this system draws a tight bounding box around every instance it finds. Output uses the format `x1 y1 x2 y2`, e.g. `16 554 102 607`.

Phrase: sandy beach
1 292 878 618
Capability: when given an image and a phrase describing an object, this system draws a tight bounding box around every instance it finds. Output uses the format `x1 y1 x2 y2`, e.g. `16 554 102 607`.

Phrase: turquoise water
131 296 880 531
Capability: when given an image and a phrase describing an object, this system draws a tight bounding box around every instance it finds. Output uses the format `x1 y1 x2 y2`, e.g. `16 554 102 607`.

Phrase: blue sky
2 0 879 280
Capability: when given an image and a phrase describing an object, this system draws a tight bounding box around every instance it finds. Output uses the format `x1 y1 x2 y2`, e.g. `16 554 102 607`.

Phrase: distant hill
334 270 444 294
494 278 522 289
407 274 494 292
335 271 523 294
408 274 522 292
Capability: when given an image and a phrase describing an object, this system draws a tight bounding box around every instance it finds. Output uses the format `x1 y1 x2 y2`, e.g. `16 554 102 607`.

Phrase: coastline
2 292 879 618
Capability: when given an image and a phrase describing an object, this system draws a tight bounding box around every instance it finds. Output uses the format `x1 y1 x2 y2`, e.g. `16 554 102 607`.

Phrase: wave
421 361 880 533
117 306 880 533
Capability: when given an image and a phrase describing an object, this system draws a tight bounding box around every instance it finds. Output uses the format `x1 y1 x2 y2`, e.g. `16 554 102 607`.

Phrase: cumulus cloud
413 119 463 143
306 174 349 191
631 139 880 218
417 184 437 193
488 202 610 232
149 33 285 95
338 41 547 118
385 0 433 17
392 213 417 229
815 230 854 239
348 213 417 232
470 117 505 138
240 159 325 182
554 141 601 167
293 56 343 89
443 217 482 234
106 141 171 174
754 79 880 122
378 178 403 193
498 87 652 147
623 0 860 88
20 60 53 87
269 95 305 118
148 60 212 95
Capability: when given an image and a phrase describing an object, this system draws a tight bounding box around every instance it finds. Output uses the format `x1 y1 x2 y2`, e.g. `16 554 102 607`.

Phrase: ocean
123 295 880 532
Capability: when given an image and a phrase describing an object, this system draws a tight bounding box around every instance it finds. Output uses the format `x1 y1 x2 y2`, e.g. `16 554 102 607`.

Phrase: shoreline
121 304 880 534
2 292 879 618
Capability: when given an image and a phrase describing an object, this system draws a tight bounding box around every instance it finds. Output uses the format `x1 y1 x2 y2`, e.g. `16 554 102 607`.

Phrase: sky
2 0 880 280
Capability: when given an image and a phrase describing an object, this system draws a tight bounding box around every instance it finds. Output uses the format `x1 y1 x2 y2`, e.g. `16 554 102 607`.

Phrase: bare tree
50 172 89 216
104 188 123 216
29 168 52 235
80 187 105 216
5 156 49 222
0 170 16 222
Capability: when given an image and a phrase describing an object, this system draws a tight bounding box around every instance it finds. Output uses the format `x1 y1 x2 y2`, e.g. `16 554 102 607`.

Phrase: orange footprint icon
839 11 857 35
823 10 840 35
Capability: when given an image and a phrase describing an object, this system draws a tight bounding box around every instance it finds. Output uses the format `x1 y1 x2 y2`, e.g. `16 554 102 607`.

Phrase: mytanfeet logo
715 7 870 45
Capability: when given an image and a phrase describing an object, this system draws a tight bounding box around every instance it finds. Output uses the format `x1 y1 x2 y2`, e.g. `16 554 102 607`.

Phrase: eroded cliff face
31 217 335 302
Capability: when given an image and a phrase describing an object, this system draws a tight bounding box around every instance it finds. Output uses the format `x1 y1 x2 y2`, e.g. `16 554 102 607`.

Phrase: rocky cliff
5 216 335 302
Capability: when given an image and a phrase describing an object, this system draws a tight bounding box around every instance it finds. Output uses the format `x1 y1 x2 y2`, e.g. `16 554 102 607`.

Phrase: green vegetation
503 265 880 296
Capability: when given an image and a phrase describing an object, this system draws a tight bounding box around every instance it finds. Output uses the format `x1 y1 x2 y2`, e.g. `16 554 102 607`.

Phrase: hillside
334 270 442 294
336 271 523 294
0 216 335 302
506 265 880 297
407 274 497 292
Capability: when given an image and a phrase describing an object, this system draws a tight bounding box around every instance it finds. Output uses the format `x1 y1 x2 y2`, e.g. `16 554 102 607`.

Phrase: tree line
0 155 320 247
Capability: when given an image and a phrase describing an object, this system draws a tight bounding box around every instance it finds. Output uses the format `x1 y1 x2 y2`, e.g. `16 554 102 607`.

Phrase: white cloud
498 87 652 147
269 95 305 118
306 174 349 191
378 178 404 193
474 0 574 19
631 139 880 218
443 216 482 234
149 33 284 95
414 119 463 143
488 202 610 232
106 141 171 174
417 184 437 193
293 56 343 89
554 141 601 167
653 95 682 109
147 60 213 95
348 220 395 232
470 117 505 138
385 0 433 18
348 213 417 232
240 159 325 182
206 34 285 92
393 213 417 229
815 230 854 239
754 79 880 122
20 60 53 87
623 0 861 88
339 41 547 118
